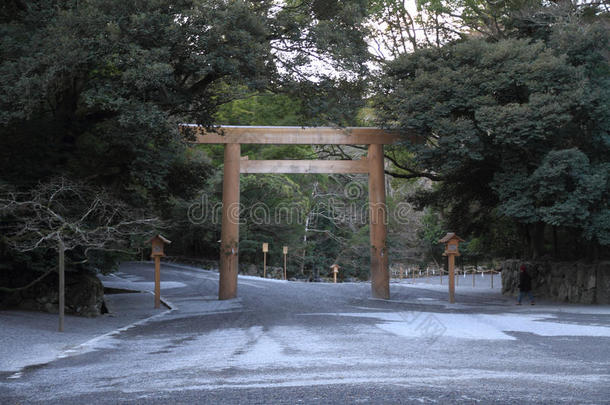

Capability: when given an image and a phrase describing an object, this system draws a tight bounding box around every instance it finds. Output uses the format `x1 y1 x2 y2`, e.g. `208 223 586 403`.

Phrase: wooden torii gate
185 125 400 300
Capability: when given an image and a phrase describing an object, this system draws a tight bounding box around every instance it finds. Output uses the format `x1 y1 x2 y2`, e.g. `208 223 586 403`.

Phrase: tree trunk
58 239 65 332
299 213 310 276
523 224 531 259
530 222 546 259
553 226 558 259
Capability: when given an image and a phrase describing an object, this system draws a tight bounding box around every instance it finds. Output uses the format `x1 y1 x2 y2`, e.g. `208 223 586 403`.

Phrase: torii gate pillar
219 143 240 299
368 144 389 299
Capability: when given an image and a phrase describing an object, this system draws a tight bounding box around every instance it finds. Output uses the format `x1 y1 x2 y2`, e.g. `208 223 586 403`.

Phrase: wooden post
330 264 340 284
368 144 389 299
262 243 268 278
472 269 475 287
491 271 494 289
456 267 459 286
283 246 288 280
58 239 65 332
148 234 171 308
219 143 240 300
440 267 443 285
154 256 161 309
448 255 455 304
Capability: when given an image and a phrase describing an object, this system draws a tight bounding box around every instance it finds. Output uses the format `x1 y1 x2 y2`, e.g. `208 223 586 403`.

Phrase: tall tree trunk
523 224 531 259
553 226 558 259
299 213 310 276
531 222 546 259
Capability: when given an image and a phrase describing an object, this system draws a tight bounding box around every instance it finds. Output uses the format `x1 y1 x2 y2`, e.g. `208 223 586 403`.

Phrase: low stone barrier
501 260 610 304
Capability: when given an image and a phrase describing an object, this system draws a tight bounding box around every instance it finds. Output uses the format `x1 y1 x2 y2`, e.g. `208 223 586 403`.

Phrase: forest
0 0 608 295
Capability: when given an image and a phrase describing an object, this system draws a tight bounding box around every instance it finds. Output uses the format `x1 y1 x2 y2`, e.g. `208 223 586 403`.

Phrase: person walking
517 264 535 305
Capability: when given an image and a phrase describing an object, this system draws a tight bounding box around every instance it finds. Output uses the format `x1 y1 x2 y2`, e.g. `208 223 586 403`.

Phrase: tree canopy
374 7 609 259
0 0 373 287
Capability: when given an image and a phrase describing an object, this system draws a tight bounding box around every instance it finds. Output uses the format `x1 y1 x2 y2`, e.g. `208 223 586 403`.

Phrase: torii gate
184 125 401 300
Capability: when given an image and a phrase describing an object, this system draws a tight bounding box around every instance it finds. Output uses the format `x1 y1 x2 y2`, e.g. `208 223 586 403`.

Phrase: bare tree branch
0 177 161 262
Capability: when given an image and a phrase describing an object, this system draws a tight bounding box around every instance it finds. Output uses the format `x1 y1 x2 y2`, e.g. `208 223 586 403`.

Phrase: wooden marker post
491 271 494 289
262 243 268 278
472 269 475 287
283 246 288 280
449 256 456 301
439 233 464 304
148 234 171 309
330 264 340 283
58 239 65 332
154 257 161 308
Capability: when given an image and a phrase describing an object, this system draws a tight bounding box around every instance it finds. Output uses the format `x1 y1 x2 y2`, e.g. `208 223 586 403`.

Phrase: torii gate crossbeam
184 125 401 300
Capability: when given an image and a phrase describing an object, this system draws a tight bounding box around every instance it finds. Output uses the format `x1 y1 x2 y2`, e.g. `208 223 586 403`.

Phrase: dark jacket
519 271 532 292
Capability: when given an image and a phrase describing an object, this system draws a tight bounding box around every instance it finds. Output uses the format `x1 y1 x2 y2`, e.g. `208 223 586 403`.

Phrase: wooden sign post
439 233 464 304
58 239 65 332
330 264 340 283
283 246 288 280
262 243 268 278
148 234 171 309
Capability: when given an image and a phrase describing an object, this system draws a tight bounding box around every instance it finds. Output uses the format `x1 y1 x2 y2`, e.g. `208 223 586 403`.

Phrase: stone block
596 262 610 304
581 290 595 304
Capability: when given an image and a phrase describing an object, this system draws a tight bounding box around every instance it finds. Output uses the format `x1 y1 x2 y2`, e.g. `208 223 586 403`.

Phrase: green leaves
375 15 610 256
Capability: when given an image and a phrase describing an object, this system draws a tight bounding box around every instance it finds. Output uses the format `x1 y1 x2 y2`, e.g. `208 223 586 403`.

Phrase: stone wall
0 271 105 316
501 260 610 304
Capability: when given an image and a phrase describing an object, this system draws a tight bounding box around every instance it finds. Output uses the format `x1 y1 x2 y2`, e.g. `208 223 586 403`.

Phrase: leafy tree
0 0 370 194
374 17 609 259
0 0 373 274
215 92 306 127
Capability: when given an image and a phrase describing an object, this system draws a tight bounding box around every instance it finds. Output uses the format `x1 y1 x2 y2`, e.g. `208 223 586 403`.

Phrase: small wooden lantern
439 232 464 256
147 234 171 309
148 234 172 257
438 232 463 304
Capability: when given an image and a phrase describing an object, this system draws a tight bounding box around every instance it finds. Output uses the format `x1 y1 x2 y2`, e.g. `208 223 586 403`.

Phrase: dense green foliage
0 0 372 287
375 8 609 260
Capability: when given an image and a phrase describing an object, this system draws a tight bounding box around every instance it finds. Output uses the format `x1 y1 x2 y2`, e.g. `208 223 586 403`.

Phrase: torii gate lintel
187 125 400 300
